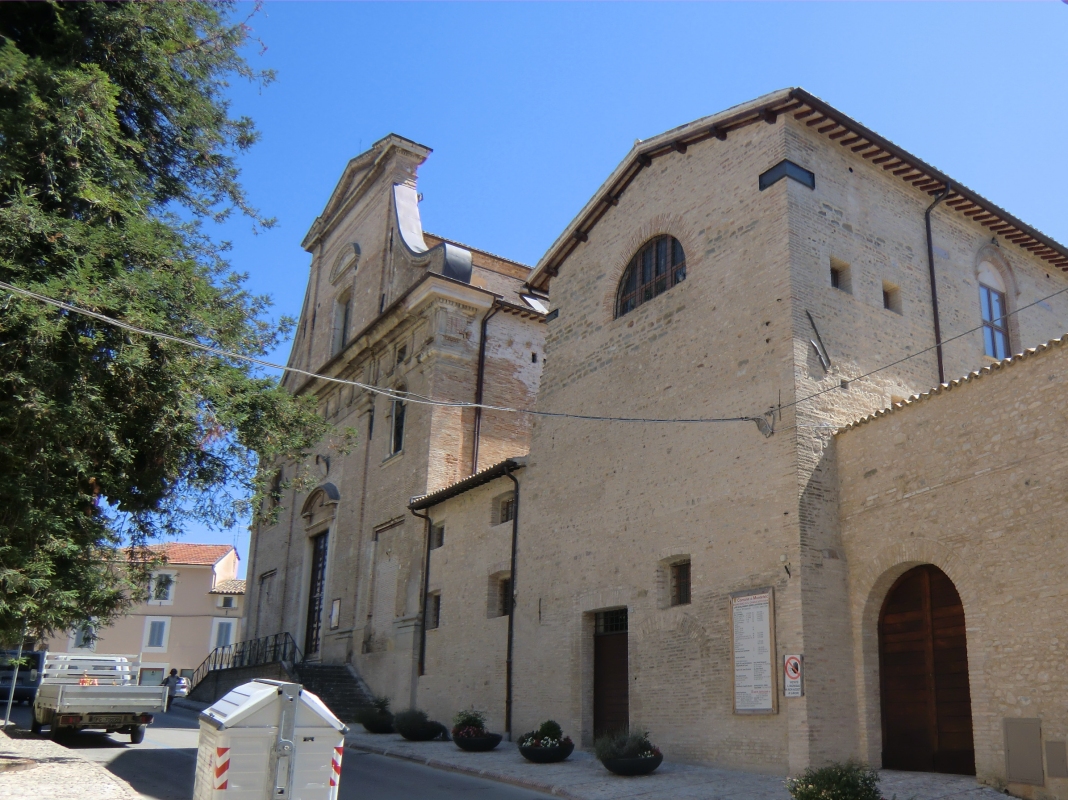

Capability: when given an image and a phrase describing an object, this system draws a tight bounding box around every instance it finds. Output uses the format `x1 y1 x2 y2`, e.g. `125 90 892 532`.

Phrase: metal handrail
189 632 303 692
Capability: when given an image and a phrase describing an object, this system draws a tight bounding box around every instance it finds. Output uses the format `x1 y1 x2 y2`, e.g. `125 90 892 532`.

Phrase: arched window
977 261 1009 359
615 235 686 318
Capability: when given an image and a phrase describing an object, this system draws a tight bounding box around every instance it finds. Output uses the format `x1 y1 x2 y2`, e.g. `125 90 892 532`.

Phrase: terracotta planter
519 741 574 763
600 752 663 776
454 733 503 752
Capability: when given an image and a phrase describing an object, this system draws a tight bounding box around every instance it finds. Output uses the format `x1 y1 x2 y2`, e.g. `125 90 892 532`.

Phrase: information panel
730 588 776 714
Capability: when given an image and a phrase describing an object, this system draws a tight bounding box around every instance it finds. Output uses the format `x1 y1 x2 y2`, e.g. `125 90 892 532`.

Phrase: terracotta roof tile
210 578 246 595
835 334 1068 435
148 543 236 566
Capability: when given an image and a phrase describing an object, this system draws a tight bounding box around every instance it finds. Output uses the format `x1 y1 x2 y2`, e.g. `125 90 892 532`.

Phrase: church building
246 89 1068 799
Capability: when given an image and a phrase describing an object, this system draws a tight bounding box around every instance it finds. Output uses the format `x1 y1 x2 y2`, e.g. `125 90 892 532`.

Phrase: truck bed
36 683 168 715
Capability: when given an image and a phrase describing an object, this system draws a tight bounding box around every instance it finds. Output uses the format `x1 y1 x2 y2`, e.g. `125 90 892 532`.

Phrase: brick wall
836 337 1068 799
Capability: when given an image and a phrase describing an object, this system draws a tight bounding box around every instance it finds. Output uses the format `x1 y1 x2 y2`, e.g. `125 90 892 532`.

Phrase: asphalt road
5 702 554 799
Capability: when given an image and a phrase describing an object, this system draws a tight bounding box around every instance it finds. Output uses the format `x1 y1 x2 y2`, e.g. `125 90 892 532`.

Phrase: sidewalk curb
345 741 585 799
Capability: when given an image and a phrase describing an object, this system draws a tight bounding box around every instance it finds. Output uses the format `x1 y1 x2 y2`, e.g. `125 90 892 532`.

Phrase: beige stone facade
248 90 1068 796
46 544 245 683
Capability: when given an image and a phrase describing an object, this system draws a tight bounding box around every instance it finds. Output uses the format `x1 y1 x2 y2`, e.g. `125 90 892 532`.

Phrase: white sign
783 654 804 698
731 588 775 713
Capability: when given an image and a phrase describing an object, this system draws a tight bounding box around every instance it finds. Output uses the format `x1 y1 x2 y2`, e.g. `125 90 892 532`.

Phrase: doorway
304 532 328 658
879 564 975 774
593 608 629 737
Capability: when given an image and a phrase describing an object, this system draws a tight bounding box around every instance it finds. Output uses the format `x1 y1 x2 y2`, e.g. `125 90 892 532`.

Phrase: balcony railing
189 632 303 692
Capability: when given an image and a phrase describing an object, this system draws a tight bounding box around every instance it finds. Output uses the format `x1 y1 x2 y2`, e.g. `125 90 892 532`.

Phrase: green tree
0 1 327 642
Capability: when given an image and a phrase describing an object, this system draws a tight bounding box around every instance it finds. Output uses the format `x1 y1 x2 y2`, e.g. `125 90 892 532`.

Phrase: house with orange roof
45 543 245 685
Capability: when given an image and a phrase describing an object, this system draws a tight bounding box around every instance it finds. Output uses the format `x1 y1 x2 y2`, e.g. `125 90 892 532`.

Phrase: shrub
394 709 448 742
518 719 572 748
785 762 881 800
355 696 394 734
452 708 488 739
594 730 661 761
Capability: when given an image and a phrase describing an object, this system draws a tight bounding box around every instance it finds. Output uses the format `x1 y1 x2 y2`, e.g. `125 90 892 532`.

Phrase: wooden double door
879 565 975 775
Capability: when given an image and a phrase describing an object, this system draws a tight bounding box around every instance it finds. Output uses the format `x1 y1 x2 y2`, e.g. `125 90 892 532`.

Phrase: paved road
4 703 553 799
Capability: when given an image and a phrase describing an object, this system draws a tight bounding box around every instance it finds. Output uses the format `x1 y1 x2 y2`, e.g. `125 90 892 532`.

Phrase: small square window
670 562 691 606
151 573 174 602
430 523 445 550
882 282 902 314
499 497 515 524
830 259 852 294
426 593 441 630
221 596 235 609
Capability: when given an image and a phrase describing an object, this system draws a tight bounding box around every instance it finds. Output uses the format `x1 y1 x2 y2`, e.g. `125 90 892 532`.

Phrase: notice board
730 587 777 714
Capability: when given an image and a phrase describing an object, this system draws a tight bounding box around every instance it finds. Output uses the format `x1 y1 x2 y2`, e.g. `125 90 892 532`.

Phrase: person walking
161 668 180 711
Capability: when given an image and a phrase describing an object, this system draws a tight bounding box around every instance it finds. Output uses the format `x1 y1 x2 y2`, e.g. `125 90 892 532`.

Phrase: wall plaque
730 587 777 714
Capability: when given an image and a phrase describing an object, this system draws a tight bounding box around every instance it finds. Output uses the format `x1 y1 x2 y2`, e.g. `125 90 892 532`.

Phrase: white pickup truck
32 654 168 743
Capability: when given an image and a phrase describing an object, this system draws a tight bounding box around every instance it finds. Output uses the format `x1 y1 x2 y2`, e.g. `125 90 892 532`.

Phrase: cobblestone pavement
0 727 140 800
345 731 1009 800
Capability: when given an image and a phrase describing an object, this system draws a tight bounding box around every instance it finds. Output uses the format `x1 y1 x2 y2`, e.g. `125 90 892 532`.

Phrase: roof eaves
834 334 1068 435
409 457 526 510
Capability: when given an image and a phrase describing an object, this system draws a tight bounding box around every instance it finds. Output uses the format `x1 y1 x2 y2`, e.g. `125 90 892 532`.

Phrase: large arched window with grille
615 235 686 318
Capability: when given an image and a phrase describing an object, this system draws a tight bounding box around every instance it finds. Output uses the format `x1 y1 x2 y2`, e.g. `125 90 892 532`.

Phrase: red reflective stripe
215 762 229 778
217 780 227 790
216 747 230 758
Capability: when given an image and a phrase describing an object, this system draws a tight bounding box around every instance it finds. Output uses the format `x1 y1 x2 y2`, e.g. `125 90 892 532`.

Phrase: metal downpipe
925 184 952 385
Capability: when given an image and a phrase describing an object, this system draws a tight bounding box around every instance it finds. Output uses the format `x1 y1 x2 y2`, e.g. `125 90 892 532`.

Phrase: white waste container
193 679 347 800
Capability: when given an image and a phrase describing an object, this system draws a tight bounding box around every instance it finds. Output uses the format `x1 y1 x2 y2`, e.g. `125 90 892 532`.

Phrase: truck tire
50 721 64 741
130 725 146 744
30 713 42 735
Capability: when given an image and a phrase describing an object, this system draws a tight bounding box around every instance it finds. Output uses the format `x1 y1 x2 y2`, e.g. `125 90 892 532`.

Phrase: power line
0 280 766 429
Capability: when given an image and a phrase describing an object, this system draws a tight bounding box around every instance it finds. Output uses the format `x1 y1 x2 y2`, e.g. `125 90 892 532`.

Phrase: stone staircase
296 663 375 723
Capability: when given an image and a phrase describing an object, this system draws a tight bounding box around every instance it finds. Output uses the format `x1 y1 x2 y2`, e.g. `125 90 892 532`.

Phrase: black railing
189 632 303 692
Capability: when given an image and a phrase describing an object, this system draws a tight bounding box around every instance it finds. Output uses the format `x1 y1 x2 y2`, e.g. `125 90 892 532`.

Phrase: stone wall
836 337 1068 800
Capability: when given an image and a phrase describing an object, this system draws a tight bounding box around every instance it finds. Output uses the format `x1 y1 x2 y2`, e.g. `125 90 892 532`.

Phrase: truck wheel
30 714 42 735
50 722 64 741
130 725 146 744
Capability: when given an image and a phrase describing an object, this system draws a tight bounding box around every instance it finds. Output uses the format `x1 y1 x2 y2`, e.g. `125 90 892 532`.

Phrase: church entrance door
879 565 975 775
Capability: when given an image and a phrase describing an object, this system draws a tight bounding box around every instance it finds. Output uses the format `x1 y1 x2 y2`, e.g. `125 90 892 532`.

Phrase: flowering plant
594 730 661 761
518 720 573 749
451 709 488 739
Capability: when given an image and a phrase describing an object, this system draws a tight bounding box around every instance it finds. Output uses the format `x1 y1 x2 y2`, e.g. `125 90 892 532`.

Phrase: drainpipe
409 508 433 684
925 184 952 385
471 304 501 475
503 466 520 741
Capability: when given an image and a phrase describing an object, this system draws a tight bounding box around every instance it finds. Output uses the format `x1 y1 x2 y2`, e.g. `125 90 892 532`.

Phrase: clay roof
409 457 526 511
528 88 1068 291
835 334 1068 435
210 579 246 595
149 543 236 566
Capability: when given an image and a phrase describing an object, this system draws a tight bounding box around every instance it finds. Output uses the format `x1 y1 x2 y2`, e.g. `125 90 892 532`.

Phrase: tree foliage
0 1 327 642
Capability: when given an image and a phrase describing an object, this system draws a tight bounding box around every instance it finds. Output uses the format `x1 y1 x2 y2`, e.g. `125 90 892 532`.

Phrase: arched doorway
879 565 975 775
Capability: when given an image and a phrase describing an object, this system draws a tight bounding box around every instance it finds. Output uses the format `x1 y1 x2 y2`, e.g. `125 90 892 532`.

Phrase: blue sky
185 1 1068 572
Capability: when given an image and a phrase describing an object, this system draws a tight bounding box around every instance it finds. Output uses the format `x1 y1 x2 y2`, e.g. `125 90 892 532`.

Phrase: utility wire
782 282 1068 413
0 280 763 428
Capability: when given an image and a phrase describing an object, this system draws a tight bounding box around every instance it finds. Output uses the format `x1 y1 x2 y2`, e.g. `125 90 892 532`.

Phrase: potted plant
394 709 448 742
595 730 663 776
355 696 395 734
785 761 881 800
451 709 502 752
517 719 574 763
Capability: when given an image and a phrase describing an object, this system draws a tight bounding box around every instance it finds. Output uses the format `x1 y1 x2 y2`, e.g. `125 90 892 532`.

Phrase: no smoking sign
783 654 804 698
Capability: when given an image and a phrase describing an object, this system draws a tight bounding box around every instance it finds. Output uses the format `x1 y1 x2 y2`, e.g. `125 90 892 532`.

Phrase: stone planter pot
519 741 574 763
454 733 503 752
360 717 395 734
600 752 663 776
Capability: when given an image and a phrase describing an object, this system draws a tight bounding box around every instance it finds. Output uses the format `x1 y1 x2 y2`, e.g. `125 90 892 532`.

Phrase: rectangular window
73 625 95 650
429 523 445 550
980 284 1009 359
151 573 174 602
148 621 166 649
330 598 341 630
220 596 234 609
830 259 852 294
498 578 513 617
426 593 441 630
670 562 691 606
499 496 515 524
214 621 233 649
882 282 902 314
390 399 405 455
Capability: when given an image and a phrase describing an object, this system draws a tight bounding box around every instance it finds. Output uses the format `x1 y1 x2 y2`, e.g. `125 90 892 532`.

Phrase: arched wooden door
879 565 975 775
